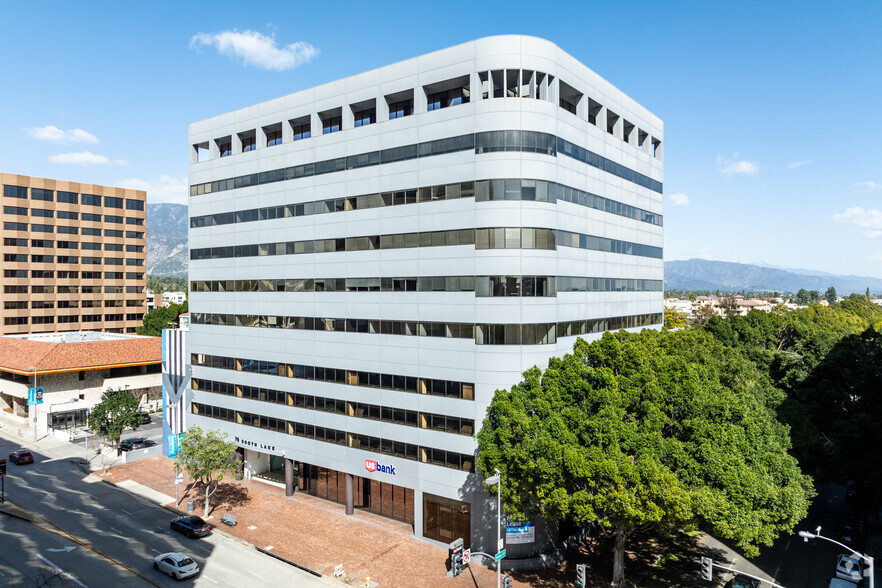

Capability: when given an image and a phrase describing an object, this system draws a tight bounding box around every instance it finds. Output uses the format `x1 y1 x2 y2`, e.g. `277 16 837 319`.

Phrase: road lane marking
110 527 123 534
35 468 44 473
151 549 161 554
774 566 780 578
193 545 210 554
248 570 266 579
202 575 218 584
784 539 791 551
120 508 133 515
36 555 89 588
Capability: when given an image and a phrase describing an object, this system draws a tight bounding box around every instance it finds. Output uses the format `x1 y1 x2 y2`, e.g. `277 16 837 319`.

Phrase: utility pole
485 468 502 588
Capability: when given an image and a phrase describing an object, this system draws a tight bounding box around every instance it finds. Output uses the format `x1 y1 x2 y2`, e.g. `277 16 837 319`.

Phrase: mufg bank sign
365 458 395 475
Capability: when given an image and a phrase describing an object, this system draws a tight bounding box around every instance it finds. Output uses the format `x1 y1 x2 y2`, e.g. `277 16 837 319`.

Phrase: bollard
186 500 194 513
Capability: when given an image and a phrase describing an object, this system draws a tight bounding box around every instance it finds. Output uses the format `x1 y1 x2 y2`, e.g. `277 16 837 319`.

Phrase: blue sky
1 1 880 276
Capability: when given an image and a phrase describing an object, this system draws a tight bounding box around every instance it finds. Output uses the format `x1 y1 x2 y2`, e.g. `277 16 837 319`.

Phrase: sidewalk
98 456 529 588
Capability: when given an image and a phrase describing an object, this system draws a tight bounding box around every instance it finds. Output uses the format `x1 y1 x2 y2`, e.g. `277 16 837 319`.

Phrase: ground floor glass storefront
423 493 471 548
51 408 88 430
298 463 415 526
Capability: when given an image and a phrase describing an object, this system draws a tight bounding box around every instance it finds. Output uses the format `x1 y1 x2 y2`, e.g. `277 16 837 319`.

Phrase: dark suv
138 412 151 425
120 438 147 451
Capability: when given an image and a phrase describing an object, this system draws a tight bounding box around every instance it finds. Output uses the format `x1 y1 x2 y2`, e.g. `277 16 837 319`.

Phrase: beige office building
1 173 147 335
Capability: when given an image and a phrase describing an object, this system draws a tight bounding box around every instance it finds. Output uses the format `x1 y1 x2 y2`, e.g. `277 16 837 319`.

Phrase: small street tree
477 329 814 587
88 388 142 448
174 426 239 517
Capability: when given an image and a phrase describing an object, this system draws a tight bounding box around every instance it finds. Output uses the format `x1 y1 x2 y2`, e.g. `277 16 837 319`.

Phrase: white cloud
668 192 689 206
118 175 188 204
717 154 759 177
788 160 811 169
27 125 99 144
48 151 129 166
190 30 318 71
866 254 882 262
854 181 882 190
832 206 882 237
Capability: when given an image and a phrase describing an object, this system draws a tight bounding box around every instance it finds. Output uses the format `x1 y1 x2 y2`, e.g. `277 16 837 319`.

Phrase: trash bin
186 500 194 514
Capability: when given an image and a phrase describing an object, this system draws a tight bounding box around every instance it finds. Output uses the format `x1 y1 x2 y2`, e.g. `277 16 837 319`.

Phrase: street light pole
29 365 37 442
799 526 874 588
486 468 502 588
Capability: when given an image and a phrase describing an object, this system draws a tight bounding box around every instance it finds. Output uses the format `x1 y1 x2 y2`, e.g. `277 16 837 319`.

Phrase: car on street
137 412 151 424
725 574 761 588
119 438 149 451
8 449 34 465
153 552 199 580
838 523 858 548
835 553 864 583
170 515 212 538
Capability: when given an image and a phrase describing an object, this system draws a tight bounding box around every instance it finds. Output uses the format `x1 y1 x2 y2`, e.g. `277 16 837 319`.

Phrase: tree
662 307 689 330
476 330 813 587
88 388 142 448
175 426 240 518
136 301 188 336
824 286 837 304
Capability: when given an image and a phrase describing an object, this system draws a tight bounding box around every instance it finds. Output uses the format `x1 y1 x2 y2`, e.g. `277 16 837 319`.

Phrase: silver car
153 552 200 580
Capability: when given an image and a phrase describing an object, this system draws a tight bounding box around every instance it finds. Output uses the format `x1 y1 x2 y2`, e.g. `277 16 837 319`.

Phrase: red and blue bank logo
365 459 395 475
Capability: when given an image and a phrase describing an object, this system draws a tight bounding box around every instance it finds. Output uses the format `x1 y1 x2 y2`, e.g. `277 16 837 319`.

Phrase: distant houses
664 294 835 319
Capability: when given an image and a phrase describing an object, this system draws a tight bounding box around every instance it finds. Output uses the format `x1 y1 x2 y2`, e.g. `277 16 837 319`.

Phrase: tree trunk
611 524 627 587
203 482 212 518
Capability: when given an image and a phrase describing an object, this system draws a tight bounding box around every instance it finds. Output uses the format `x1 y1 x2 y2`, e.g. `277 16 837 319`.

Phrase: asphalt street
0 422 335 588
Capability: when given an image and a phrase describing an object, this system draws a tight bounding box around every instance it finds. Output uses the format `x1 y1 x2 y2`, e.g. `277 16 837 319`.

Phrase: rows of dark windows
3 185 144 210
189 226 662 261
2 222 144 235
193 378 474 436
189 177 661 231
3 238 144 248
3 270 144 280
190 275 663 296
4 300 142 309
3 313 138 326
192 402 474 472
4 284 142 294
191 353 475 400
189 130 662 197
0 248 142 266
189 311 662 345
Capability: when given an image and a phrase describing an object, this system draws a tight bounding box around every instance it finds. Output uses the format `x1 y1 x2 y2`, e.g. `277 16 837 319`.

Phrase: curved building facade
186 35 663 560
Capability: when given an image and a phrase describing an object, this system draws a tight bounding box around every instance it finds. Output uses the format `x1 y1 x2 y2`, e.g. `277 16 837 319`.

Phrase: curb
0 501 35 522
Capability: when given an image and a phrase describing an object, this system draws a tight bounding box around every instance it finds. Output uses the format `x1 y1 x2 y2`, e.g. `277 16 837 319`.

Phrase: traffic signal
575 563 586 587
700 556 713 581
502 575 512 588
450 545 464 577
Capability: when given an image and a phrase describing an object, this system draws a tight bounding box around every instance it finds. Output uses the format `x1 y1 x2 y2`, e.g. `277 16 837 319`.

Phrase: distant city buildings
664 294 835 319
1 173 147 335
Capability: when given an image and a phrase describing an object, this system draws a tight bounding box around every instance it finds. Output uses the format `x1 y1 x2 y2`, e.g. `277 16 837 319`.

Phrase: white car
153 552 200 580
835 553 864 583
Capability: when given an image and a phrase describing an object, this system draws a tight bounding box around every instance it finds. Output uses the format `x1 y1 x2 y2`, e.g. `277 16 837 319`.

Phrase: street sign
463 549 470 564
495 549 506 562
498 538 504 552
176 473 184 483
0 459 6 477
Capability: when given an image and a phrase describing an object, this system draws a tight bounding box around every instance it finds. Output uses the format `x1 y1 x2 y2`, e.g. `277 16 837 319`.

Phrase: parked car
838 524 858 548
725 574 761 588
153 552 199 580
119 438 147 451
137 412 151 425
170 515 212 538
8 449 34 465
835 553 864 583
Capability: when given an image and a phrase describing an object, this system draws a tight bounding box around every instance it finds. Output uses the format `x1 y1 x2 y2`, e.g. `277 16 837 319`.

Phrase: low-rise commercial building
0 331 161 436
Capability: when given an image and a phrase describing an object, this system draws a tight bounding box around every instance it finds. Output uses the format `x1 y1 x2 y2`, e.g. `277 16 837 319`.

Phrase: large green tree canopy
477 329 813 585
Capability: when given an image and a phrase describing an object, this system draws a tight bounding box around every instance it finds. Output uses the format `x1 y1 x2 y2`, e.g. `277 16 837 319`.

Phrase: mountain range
144 204 882 294
146 203 188 277
664 259 882 295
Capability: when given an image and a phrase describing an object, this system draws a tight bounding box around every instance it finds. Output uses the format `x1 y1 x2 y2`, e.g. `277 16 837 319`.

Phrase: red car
9 449 34 465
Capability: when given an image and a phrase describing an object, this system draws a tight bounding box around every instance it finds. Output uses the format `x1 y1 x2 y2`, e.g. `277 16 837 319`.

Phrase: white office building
186 35 663 560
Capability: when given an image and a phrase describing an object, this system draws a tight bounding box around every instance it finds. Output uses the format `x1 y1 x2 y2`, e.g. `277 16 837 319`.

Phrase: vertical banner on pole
161 329 190 458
